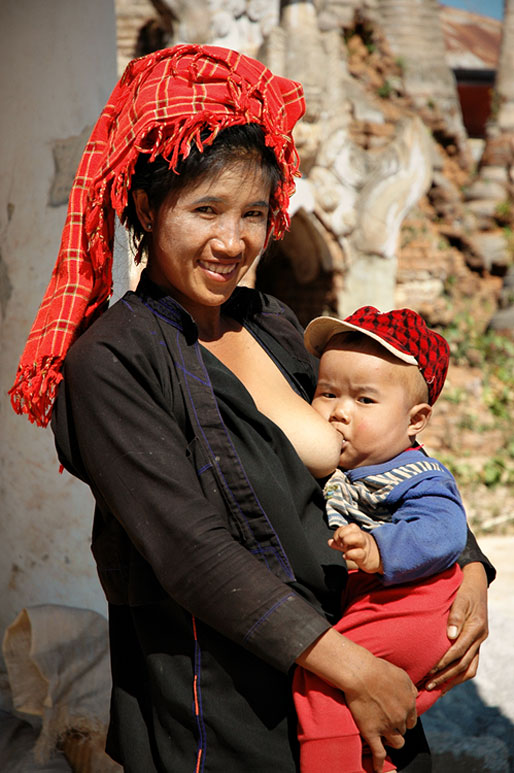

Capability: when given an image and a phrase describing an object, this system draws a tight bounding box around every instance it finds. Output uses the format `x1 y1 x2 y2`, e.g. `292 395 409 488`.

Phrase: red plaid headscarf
10 44 305 427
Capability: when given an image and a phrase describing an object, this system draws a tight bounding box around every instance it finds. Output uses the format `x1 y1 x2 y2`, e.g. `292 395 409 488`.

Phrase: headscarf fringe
9 359 65 427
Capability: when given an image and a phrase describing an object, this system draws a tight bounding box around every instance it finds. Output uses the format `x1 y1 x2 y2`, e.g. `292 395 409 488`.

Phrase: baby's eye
357 396 375 404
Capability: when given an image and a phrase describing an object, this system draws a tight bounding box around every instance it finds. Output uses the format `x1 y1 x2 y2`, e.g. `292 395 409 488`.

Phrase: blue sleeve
372 473 468 586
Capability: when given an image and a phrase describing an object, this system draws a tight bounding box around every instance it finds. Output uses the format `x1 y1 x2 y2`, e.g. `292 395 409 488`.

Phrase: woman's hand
426 561 489 693
296 629 418 773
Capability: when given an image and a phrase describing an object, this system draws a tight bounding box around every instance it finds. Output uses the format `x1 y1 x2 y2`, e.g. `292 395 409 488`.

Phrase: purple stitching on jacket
243 594 294 643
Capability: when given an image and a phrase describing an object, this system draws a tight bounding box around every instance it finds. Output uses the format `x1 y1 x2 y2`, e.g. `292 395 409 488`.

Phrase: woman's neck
143 272 227 341
196 310 237 342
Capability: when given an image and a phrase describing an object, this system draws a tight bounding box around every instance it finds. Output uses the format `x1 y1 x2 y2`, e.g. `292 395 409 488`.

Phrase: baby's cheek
354 417 370 436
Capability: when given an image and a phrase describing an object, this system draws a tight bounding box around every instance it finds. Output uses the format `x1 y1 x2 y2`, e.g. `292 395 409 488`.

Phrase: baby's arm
368 474 468 585
329 523 384 574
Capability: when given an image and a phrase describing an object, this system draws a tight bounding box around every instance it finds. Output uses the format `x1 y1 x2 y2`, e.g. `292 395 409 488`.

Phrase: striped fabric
324 460 445 530
10 44 305 427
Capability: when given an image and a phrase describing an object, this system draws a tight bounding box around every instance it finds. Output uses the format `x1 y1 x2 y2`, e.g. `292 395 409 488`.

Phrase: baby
293 306 468 773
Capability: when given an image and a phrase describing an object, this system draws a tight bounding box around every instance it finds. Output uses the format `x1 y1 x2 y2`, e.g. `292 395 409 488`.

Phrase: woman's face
136 157 271 316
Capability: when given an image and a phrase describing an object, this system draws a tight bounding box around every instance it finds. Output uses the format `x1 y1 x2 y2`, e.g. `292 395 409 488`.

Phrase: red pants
293 564 462 773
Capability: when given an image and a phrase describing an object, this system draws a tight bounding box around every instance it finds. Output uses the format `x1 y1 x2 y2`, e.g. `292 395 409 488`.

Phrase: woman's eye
195 205 215 214
244 209 267 219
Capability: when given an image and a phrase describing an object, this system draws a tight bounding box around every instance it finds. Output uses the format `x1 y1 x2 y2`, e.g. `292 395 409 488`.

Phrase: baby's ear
409 403 432 434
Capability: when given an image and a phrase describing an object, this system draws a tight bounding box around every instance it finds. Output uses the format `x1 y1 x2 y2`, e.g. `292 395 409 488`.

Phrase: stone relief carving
161 0 278 57
262 0 433 312
341 117 433 313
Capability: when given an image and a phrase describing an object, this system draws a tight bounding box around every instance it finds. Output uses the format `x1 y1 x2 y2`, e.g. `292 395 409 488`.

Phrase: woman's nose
212 218 244 256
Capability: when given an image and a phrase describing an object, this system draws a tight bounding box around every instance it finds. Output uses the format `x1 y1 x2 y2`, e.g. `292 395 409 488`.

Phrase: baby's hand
328 523 383 574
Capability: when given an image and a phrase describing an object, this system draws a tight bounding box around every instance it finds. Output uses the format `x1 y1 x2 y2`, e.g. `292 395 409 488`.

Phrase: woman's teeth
199 261 236 275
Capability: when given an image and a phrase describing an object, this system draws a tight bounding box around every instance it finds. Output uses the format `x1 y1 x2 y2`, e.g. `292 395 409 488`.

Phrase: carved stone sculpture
261 0 434 313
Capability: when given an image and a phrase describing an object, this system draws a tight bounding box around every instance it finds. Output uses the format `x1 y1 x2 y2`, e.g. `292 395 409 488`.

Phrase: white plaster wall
0 0 118 638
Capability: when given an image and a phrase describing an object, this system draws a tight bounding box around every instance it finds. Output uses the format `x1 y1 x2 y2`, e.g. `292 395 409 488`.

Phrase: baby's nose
331 402 350 423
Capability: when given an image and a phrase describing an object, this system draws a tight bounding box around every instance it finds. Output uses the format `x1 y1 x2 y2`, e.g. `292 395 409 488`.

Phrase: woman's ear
409 403 432 435
132 189 153 231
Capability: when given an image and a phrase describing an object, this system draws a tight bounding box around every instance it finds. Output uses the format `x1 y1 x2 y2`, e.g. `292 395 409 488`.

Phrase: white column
0 0 118 637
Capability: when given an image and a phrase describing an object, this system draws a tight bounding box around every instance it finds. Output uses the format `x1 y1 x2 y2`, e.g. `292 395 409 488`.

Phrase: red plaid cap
10 44 305 427
304 306 450 404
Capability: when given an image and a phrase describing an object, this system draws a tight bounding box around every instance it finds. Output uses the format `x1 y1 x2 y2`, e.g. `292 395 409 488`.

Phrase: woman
10 45 492 772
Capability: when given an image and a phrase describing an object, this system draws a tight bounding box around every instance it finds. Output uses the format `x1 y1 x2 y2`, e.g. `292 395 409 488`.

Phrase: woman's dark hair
124 123 282 259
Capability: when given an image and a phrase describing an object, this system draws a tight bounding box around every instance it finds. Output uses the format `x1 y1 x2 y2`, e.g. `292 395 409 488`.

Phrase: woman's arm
296 628 418 773
426 525 493 692
426 560 488 692
458 526 496 583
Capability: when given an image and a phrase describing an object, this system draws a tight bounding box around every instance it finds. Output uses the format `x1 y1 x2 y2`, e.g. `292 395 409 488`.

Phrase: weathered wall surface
0 0 118 637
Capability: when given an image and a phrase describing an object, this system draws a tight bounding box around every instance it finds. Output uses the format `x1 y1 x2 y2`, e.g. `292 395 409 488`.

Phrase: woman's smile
197 259 240 277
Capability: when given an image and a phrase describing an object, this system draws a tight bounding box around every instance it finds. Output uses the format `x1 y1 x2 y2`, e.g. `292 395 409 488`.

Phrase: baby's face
312 344 418 470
